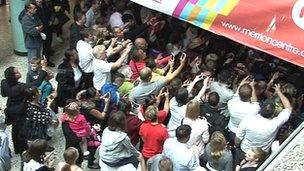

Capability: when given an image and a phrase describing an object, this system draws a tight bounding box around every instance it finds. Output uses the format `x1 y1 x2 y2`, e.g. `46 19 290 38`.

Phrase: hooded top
99 127 139 163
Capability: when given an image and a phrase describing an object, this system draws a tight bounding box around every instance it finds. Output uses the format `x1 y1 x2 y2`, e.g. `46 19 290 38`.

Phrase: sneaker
56 36 64 43
88 164 100 169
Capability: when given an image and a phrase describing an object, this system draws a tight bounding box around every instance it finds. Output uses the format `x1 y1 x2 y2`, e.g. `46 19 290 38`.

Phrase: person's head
175 87 189 106
92 45 107 60
210 131 227 160
185 100 200 120
35 0 43 7
112 26 124 39
205 53 219 63
208 92 219 107
144 105 158 122
112 72 125 87
64 49 79 63
115 0 125 12
30 57 41 71
122 13 135 28
25 86 40 102
95 16 107 27
239 84 252 102
245 147 266 164
218 69 233 84
130 45 146 61
63 147 79 165
168 78 182 96
176 124 191 143
134 38 148 51
74 12 86 26
4 66 21 86
139 67 152 82
255 81 267 96
108 111 126 131
158 157 173 171
282 83 297 97
80 28 94 42
260 99 275 119
117 99 132 114
27 139 48 163
146 58 157 71
64 102 80 119
25 2 37 15
91 0 100 11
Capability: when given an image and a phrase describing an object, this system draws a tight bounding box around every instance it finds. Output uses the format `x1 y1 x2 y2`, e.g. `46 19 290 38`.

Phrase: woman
58 147 83 171
236 147 266 171
129 46 147 82
20 87 52 143
99 111 141 169
55 49 83 108
1 67 29 154
23 139 55 171
203 131 233 171
182 100 209 156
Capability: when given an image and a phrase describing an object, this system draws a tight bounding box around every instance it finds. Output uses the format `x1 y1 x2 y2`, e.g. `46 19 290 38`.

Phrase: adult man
84 0 100 28
35 0 55 67
235 84 292 161
70 12 86 50
109 0 125 28
76 28 94 88
92 43 132 90
129 54 186 104
21 2 44 67
163 125 202 171
227 77 260 144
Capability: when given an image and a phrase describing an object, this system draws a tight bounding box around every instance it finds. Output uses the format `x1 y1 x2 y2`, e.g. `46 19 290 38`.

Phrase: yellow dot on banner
188 6 202 22
220 0 240 16
202 11 218 30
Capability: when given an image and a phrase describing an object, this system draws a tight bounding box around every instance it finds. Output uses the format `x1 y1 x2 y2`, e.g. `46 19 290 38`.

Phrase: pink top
129 60 146 82
60 113 91 138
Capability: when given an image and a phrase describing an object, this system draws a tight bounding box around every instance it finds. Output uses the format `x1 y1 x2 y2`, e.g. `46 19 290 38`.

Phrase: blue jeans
27 46 42 70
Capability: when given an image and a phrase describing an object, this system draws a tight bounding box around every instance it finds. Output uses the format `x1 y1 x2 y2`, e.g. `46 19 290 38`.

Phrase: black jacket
69 22 83 50
55 61 82 107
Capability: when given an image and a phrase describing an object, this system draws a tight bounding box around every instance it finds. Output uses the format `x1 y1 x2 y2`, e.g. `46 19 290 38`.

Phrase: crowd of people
1 0 304 170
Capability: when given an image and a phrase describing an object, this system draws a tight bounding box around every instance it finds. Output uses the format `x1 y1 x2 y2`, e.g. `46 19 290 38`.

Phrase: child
139 105 169 160
87 124 101 169
60 102 91 157
38 71 54 105
26 57 47 87
58 147 83 171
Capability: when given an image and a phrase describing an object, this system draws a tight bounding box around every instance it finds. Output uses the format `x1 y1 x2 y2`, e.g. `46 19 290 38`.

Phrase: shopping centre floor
1 3 304 171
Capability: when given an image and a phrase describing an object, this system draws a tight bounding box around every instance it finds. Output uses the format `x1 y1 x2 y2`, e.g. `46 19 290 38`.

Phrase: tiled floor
0 4 97 171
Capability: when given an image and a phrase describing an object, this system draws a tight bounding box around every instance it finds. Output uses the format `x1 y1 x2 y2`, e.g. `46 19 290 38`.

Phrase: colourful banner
131 0 304 67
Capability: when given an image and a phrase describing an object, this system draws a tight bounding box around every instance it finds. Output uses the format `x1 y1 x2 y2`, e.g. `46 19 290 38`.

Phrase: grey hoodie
99 127 139 163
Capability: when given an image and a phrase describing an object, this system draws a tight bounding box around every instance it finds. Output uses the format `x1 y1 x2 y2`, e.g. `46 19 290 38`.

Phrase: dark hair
27 139 48 163
260 100 275 118
25 2 36 11
108 111 126 131
117 99 132 114
208 92 220 107
24 86 39 102
130 46 143 61
111 72 125 83
239 84 252 102
158 157 173 171
95 16 106 25
146 58 157 70
74 12 85 22
80 28 92 40
122 13 134 23
176 124 191 142
64 49 74 63
168 78 182 97
4 66 18 86
175 88 189 106
218 69 233 84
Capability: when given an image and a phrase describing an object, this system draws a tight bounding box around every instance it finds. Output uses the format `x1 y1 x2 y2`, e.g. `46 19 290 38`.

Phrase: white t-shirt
236 109 291 153
227 93 260 133
93 58 112 90
76 40 94 73
167 97 187 137
183 117 209 155
109 12 123 28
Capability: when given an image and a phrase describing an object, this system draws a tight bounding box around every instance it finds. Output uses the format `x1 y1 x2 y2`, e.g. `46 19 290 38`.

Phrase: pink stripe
173 0 188 17
189 0 199 3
